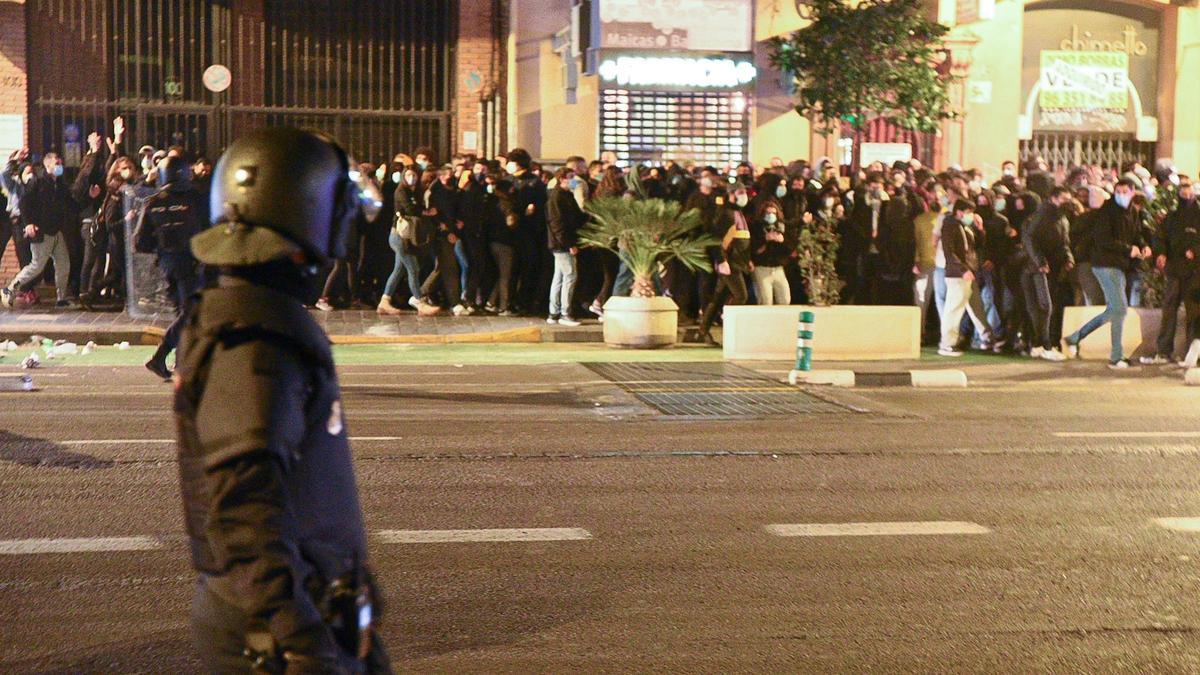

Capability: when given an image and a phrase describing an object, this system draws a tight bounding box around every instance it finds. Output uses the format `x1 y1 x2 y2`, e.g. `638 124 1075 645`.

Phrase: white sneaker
1030 346 1045 359
588 302 604 318
315 298 333 312
546 316 558 325
408 296 421 310
1041 349 1067 362
1139 354 1169 366
1064 340 1079 359
937 347 963 357
1108 359 1131 370
451 304 468 316
1183 340 1200 370
558 317 582 327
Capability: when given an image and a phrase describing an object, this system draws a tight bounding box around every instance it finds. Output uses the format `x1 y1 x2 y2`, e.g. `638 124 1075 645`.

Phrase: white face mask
119 168 132 180
764 213 778 225
994 198 1006 212
824 197 836 209
391 171 402 185
735 194 748 208
405 174 416 186
486 183 495 194
506 161 518 175
700 177 713 189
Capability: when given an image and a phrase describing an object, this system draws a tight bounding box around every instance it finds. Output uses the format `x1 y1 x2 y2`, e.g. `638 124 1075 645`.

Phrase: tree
768 0 955 138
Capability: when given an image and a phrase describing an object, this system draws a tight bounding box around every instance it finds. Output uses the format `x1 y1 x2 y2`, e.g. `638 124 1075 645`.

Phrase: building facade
511 0 1200 180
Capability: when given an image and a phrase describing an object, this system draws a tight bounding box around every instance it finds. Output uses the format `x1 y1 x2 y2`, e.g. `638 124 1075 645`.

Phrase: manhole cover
584 362 860 418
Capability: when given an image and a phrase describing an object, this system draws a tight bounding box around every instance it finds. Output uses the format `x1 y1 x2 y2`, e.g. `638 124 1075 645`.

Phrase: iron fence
1020 132 1156 172
28 0 456 165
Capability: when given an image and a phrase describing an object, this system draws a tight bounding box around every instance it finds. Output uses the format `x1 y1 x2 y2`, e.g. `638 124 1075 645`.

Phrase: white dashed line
0 536 163 555
1153 517 1200 532
375 528 593 544
59 436 407 446
765 521 991 537
1055 432 1200 439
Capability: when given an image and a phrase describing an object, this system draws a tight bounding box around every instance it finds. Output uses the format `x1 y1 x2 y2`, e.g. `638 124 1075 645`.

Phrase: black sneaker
145 358 172 382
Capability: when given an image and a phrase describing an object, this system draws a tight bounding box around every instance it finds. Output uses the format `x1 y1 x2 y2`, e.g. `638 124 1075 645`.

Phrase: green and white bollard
787 311 815 385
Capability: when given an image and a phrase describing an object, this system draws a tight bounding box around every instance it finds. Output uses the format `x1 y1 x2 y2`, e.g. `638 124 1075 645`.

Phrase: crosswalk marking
765 521 991 537
375 528 593 544
0 536 162 555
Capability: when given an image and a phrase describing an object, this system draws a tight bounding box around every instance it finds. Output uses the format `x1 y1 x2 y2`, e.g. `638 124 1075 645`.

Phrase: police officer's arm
195 340 342 664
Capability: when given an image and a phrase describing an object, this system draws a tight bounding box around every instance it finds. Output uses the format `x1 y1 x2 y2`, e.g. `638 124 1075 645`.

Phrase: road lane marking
58 437 407 446
375 528 592 544
765 521 990 537
0 536 162 555
1153 517 1200 532
1055 432 1200 438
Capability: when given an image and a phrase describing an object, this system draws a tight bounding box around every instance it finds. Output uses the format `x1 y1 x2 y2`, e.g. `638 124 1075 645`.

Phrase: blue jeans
933 267 947 321
978 267 1002 340
549 251 578 317
613 261 662 297
453 238 469 301
1068 266 1127 363
383 230 422 300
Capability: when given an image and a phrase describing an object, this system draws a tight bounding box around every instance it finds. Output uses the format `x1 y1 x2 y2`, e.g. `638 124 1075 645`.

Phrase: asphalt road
4 357 1200 672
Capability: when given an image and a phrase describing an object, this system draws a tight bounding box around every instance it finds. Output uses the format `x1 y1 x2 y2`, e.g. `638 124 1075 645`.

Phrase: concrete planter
602 296 679 349
722 305 921 361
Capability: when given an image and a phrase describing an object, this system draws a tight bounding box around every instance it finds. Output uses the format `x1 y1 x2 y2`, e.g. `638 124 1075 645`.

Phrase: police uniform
135 160 206 378
175 128 390 673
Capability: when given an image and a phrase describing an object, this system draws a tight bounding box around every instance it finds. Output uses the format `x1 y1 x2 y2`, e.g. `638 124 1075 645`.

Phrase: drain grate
584 362 860 418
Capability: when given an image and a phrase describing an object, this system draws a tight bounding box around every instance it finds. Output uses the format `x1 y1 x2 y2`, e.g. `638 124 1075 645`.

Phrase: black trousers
1 220 32 270
1021 269 1054 351
152 253 200 364
1157 271 1198 358
80 221 108 297
419 237 461 308
487 241 515 312
700 272 748 336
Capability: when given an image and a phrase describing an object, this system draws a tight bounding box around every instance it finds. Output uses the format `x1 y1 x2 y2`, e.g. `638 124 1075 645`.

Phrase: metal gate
28 0 456 164
1020 132 1156 173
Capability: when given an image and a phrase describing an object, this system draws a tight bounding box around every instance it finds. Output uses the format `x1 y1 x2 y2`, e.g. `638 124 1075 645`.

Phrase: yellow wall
751 0 811 167
946 0 1023 180
1170 7 1200 176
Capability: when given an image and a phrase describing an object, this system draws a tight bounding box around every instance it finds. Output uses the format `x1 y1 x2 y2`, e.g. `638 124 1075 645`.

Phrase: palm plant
580 173 718 298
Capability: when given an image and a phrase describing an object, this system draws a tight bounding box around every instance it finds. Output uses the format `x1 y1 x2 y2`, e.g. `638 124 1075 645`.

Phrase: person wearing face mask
1063 179 1150 368
73 121 126 303
1019 187 1074 362
1 149 35 272
699 186 754 345
845 173 900 305
545 167 586 326
455 161 490 311
679 169 725 318
80 157 138 308
378 167 430 315
506 147 549 315
749 200 797 305
938 200 992 356
416 164 466 314
1147 178 1200 365
2 153 77 309
413 147 434 173
912 185 944 343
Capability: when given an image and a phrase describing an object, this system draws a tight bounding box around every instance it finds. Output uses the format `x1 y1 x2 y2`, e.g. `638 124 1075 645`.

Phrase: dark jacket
1157 200 1200 277
21 173 75 240
174 281 385 667
546 186 585 251
1091 198 1147 271
979 209 1011 268
750 216 797 268
512 170 547 233
486 189 518 247
941 213 980 279
1022 202 1073 273
426 180 459 234
393 182 429 251
133 185 207 255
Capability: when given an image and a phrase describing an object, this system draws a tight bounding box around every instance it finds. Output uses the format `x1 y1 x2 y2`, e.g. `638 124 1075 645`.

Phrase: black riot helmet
159 156 193 190
192 128 359 267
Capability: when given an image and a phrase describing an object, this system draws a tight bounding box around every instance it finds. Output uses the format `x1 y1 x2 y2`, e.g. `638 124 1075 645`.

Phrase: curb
789 369 968 388
330 327 543 345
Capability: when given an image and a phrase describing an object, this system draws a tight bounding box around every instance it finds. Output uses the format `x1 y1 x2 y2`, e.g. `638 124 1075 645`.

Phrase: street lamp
794 0 817 21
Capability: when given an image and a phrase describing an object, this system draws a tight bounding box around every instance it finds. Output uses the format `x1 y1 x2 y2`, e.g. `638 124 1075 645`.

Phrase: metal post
788 311 815 385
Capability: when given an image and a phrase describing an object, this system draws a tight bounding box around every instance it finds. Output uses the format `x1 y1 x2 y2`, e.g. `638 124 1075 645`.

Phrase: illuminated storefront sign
598 0 753 53
597 55 756 89
1019 4 1159 139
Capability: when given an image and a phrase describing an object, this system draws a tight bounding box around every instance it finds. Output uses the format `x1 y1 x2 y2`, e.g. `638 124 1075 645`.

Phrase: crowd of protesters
3 118 1199 369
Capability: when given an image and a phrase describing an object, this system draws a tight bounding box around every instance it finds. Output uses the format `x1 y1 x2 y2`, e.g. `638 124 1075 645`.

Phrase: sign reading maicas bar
598 0 752 53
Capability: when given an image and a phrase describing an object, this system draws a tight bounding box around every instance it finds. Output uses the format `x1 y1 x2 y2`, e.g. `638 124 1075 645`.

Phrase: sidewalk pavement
0 307 652 345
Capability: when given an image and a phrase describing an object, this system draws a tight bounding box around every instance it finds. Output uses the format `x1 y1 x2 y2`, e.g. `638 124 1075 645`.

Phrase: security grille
1020 132 1156 172
599 89 750 167
28 0 456 164
584 362 862 418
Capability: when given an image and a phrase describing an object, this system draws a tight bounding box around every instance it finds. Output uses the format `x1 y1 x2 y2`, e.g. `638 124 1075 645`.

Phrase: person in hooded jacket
2 152 76 309
1147 178 1200 364
80 156 139 308
1020 186 1074 361
699 185 753 345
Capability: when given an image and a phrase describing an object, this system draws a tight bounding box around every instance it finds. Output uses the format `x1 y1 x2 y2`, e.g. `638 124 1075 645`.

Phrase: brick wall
0 0 26 283
455 0 506 156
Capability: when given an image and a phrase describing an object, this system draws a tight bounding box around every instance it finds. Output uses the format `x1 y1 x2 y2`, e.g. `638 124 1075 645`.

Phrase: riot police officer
134 156 206 380
175 128 391 673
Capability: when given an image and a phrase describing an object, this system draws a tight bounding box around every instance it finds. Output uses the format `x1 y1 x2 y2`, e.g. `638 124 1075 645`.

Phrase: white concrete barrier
723 305 921 361
1061 306 1187 360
